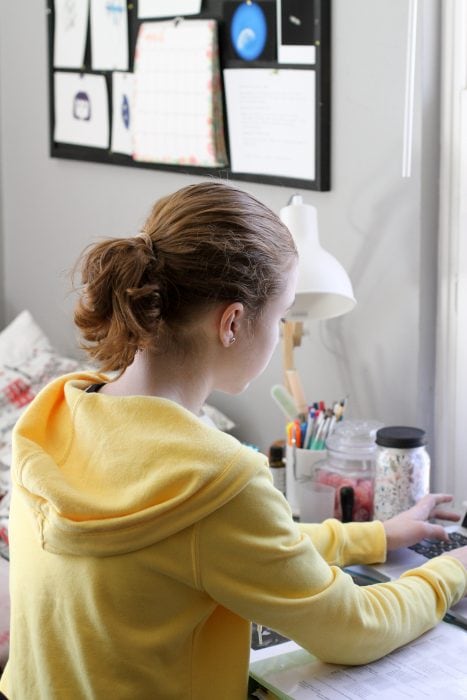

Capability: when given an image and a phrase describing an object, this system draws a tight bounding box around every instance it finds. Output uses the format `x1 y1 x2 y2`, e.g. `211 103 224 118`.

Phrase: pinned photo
277 0 316 64
224 1 276 62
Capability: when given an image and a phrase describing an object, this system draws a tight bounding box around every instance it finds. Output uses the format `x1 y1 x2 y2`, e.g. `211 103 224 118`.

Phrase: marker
271 384 298 421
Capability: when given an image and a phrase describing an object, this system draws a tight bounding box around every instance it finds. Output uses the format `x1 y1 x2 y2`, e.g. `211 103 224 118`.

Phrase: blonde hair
73 181 297 372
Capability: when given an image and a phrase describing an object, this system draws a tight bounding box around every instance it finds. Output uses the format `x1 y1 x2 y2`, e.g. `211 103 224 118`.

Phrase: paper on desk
53 0 89 69
249 624 467 700
223 68 316 181
132 19 227 167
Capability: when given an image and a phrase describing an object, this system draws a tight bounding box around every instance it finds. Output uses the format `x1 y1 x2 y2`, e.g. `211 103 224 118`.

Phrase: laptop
345 511 467 628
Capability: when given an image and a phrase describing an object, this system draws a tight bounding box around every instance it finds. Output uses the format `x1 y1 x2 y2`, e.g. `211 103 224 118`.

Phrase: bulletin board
46 1 331 191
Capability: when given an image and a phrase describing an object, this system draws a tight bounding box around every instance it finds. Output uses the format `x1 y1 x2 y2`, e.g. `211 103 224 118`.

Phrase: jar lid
375 426 426 448
269 444 284 462
326 419 383 456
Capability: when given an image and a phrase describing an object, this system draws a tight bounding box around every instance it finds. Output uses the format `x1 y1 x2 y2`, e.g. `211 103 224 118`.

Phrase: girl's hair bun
74 235 164 371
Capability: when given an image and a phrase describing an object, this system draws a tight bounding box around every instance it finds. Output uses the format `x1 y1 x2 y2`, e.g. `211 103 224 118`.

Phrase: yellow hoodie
1 373 466 699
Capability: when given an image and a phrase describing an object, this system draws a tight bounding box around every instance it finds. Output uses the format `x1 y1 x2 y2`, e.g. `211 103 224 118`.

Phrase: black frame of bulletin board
46 0 331 191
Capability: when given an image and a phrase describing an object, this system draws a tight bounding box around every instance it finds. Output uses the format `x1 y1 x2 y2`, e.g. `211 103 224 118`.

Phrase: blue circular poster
230 2 267 61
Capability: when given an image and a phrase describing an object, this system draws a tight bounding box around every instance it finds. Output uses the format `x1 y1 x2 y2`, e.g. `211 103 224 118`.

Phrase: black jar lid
269 444 285 462
375 426 426 448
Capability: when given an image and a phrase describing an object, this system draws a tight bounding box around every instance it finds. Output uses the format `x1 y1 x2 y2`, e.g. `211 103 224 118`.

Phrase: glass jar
373 426 430 521
315 420 383 521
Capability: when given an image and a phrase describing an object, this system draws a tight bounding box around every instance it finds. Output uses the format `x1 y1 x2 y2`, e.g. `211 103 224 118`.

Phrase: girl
2 181 466 699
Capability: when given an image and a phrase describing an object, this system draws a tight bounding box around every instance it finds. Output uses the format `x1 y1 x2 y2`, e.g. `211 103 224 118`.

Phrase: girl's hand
382 493 460 551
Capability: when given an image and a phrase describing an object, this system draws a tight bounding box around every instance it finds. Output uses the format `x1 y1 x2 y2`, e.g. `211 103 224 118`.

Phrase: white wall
0 1 440 455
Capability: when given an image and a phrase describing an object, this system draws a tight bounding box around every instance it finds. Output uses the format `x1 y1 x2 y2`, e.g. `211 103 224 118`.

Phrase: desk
249 621 467 699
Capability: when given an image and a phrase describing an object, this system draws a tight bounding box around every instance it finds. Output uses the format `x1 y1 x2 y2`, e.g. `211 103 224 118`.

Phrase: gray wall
0 1 440 455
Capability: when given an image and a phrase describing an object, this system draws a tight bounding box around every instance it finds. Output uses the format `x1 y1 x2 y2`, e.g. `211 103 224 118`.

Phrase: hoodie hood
12 373 262 557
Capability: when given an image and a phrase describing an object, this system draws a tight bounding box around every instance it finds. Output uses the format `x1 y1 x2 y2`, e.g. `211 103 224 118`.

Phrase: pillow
201 403 235 432
0 556 9 669
0 347 80 458
0 310 52 364
0 311 80 560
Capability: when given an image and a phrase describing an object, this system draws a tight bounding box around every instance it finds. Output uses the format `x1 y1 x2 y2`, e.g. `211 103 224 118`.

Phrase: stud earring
229 336 236 345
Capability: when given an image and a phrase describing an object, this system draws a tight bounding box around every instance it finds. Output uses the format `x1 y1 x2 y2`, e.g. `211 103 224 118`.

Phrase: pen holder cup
285 445 327 518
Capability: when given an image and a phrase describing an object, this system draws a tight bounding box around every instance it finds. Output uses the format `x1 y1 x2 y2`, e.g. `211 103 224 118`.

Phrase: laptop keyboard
409 532 467 558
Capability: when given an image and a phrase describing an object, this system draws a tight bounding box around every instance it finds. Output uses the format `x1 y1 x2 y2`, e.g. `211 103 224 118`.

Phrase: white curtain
434 0 467 508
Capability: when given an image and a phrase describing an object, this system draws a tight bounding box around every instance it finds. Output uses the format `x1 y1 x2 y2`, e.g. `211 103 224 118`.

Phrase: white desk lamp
280 194 356 321
279 194 356 385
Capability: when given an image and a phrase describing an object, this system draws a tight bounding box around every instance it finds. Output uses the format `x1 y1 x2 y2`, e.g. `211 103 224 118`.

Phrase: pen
303 410 315 449
293 419 302 448
309 412 324 450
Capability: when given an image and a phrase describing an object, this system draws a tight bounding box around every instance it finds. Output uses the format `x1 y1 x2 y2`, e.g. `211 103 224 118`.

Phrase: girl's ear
218 302 245 348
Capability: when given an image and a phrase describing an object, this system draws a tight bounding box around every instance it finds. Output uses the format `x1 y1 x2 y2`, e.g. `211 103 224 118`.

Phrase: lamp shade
280 195 356 320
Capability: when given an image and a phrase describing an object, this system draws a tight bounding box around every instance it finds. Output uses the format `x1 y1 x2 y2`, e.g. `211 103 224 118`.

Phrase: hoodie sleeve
297 518 387 567
196 466 467 666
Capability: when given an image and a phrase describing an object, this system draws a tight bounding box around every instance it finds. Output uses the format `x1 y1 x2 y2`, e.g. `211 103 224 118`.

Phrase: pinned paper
54 72 109 149
90 0 129 70
111 72 135 154
223 68 316 181
137 1 202 19
277 0 316 65
132 19 227 167
53 0 89 69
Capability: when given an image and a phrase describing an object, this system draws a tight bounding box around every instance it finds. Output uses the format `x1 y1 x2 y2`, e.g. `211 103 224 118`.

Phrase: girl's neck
100 349 213 417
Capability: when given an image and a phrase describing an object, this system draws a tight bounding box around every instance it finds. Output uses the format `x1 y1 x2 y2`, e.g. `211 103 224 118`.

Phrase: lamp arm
282 320 304 391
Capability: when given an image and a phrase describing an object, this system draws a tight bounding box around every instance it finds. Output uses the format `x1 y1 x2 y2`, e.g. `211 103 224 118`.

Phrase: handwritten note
223 68 316 181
